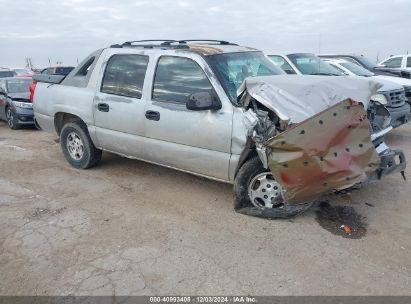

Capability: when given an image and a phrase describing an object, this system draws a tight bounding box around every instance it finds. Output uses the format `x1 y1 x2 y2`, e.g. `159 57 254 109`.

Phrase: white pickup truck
32 40 406 218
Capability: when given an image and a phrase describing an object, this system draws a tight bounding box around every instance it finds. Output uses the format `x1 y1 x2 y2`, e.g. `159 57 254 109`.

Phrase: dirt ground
0 120 410 296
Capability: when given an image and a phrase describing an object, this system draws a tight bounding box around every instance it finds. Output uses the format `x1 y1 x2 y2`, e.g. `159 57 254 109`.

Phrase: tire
6 107 20 130
234 156 313 218
60 121 102 169
234 156 266 210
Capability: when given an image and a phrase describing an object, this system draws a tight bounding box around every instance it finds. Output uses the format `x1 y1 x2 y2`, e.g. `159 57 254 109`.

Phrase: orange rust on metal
266 99 381 204
188 44 224 55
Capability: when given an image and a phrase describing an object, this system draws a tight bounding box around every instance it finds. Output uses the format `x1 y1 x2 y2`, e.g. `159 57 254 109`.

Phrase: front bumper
387 103 410 128
12 105 35 125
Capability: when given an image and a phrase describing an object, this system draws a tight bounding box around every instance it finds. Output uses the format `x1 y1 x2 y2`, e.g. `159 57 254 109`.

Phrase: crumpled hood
238 75 382 124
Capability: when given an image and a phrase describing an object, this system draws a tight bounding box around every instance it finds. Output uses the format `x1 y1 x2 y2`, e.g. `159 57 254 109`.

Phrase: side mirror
186 92 221 111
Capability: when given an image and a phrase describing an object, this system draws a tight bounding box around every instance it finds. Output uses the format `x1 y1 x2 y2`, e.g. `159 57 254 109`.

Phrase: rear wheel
6 107 19 130
60 122 102 169
234 156 312 218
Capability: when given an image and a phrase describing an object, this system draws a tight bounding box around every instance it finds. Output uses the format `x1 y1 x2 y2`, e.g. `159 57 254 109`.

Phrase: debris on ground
315 201 367 239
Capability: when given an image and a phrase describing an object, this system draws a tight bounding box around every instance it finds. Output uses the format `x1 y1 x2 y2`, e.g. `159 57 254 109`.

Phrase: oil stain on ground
315 201 367 239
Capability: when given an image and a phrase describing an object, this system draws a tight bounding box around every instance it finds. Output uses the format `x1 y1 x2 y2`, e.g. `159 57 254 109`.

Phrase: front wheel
234 156 312 218
60 122 102 169
6 107 19 130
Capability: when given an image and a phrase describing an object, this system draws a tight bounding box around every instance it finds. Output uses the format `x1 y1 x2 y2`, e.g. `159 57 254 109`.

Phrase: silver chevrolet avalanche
32 40 406 218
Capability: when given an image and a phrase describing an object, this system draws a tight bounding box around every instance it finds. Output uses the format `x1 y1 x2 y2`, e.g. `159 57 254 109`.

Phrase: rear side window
101 54 149 99
152 56 213 103
407 56 411 68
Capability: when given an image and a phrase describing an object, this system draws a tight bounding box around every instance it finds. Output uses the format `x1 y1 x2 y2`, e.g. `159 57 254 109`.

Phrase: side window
269 56 296 74
101 54 149 99
152 56 214 103
407 56 411 68
382 57 402 68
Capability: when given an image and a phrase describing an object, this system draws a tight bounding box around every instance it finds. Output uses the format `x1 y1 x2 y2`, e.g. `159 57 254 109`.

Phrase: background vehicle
268 53 345 76
270 53 410 128
33 40 405 217
40 66 75 75
13 68 34 77
324 58 411 124
0 77 33 129
319 54 411 79
379 55 411 71
0 68 17 78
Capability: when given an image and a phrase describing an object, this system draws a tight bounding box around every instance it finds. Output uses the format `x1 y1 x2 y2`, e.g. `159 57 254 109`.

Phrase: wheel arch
54 112 86 135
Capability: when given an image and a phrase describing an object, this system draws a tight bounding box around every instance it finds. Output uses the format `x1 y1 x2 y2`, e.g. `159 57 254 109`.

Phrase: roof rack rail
178 40 237 45
109 39 237 49
110 40 189 49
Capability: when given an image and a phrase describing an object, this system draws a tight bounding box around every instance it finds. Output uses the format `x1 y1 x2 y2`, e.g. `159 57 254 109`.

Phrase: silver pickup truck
33 40 406 218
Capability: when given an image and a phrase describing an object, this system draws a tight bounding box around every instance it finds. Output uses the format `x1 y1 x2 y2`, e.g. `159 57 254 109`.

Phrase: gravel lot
0 120 410 296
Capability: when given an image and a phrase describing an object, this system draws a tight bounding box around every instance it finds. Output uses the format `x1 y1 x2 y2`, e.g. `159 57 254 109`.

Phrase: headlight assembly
371 93 388 105
13 101 33 109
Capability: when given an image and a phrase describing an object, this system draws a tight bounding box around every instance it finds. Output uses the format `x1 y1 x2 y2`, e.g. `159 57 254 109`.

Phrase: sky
0 0 410 68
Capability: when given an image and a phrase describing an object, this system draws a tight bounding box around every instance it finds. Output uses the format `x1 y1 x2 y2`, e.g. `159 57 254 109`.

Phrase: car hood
238 75 381 124
374 75 411 87
7 92 30 100
370 76 404 92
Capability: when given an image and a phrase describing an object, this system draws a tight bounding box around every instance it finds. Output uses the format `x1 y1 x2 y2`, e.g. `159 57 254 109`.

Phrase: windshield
340 61 374 77
354 56 378 69
207 51 285 103
6 79 31 93
0 71 16 78
287 54 345 76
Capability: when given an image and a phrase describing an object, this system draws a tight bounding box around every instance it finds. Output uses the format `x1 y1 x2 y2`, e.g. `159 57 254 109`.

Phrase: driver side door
143 55 233 181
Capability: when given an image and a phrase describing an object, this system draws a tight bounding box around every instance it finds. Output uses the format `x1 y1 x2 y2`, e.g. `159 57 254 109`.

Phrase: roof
109 40 259 56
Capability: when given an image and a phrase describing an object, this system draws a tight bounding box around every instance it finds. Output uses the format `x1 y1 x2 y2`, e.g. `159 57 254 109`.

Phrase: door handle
145 110 160 121
97 103 109 112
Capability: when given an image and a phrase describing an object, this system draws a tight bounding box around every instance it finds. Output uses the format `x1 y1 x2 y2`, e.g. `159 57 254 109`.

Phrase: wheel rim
6 108 14 128
66 132 84 161
248 172 284 209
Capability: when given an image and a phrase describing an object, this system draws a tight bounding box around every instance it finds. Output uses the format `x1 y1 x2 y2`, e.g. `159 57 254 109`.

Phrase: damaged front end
237 75 406 217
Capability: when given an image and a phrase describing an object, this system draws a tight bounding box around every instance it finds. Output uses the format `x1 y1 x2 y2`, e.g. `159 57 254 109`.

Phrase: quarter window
152 56 214 103
382 57 402 68
407 56 411 68
101 54 149 99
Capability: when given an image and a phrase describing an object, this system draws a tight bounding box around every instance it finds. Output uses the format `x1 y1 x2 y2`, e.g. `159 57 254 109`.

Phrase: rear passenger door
93 53 149 157
143 55 233 180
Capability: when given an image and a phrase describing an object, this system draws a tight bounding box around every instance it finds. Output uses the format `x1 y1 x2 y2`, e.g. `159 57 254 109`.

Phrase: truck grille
388 89 406 107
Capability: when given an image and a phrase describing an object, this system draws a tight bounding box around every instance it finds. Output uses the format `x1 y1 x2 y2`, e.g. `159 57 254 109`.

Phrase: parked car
0 77 33 129
269 53 410 128
0 69 17 78
13 68 34 77
33 40 405 218
324 57 411 109
379 55 411 71
319 54 411 79
40 66 75 75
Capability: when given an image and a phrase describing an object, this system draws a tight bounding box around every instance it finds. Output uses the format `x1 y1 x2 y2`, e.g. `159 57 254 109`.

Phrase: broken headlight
370 93 388 105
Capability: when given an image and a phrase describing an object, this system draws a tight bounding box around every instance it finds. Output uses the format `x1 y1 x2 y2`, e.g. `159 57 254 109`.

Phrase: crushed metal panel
238 75 382 124
266 99 381 204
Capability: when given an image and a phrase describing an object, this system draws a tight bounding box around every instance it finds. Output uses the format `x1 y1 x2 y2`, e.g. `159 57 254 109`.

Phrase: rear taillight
29 80 37 103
